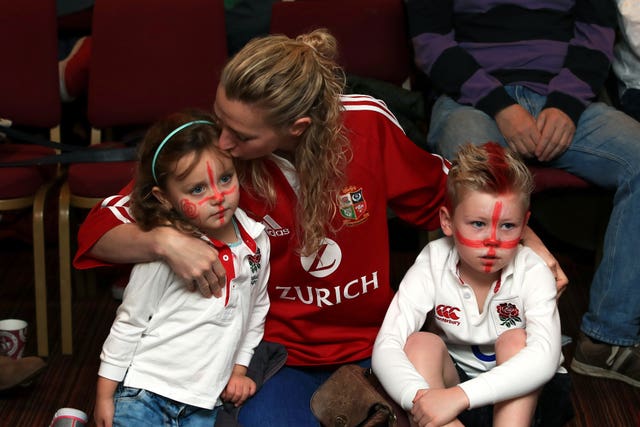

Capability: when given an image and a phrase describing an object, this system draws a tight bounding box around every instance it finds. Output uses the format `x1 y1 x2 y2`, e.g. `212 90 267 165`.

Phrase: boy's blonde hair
446 142 534 210
219 28 349 256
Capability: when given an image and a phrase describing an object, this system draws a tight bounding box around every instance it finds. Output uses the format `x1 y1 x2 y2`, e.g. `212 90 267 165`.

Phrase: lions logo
338 186 369 226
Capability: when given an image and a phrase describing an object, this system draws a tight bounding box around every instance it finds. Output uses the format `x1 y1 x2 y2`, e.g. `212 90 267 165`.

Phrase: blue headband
152 120 215 183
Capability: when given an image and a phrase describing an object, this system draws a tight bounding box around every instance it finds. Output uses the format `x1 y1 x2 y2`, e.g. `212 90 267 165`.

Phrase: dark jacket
215 340 288 427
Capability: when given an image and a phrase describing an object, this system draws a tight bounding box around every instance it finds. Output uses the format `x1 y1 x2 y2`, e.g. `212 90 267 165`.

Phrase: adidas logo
263 215 291 237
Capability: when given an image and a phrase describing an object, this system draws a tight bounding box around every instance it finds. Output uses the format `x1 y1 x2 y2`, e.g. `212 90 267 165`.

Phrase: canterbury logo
436 304 461 320
262 215 290 237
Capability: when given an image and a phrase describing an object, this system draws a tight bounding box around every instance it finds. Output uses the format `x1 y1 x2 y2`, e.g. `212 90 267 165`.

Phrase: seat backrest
88 0 228 129
269 0 411 86
528 166 592 194
0 0 61 128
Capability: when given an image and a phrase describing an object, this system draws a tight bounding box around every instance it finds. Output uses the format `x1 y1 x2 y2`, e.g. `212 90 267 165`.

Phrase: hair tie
152 120 215 183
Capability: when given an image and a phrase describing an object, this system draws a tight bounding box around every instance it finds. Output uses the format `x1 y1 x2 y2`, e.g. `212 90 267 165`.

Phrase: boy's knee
495 328 526 363
404 332 446 357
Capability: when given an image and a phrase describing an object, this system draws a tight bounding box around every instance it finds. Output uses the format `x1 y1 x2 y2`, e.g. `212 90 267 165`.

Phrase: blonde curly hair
220 29 350 255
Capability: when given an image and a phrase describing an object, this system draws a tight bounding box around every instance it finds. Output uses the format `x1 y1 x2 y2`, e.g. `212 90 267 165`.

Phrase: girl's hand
94 396 114 427
220 365 256 407
94 377 117 427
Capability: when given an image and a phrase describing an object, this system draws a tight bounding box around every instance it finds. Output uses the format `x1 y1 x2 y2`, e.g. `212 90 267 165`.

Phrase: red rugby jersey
75 95 449 366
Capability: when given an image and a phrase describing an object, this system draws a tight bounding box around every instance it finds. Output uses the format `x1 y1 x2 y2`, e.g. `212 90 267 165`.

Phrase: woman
75 30 566 426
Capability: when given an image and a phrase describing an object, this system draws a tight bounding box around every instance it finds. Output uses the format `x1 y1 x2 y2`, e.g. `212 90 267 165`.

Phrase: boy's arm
372 245 436 411
411 387 469 427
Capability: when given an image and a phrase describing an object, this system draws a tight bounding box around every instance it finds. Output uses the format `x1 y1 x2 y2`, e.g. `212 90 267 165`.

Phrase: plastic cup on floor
0 319 28 359
49 407 88 427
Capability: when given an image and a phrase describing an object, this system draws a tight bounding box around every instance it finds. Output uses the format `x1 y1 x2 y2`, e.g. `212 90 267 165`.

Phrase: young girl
373 143 570 427
93 110 270 427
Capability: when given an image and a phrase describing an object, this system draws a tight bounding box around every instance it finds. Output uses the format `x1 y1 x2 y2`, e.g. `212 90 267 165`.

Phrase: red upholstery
57 7 93 35
59 0 229 354
0 0 61 357
87 0 227 129
270 0 411 86
0 145 57 198
0 2 60 127
528 166 592 194
66 0 229 198
67 159 135 198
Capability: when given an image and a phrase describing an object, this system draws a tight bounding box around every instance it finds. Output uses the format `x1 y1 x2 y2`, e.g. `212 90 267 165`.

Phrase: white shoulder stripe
340 94 450 172
341 94 392 113
101 194 130 208
107 205 133 224
342 104 404 133
341 93 380 102
342 103 405 134
432 152 450 174
101 194 132 224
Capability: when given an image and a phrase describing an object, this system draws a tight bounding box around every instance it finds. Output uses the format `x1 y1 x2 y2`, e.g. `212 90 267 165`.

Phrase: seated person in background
93 110 270 427
407 0 640 388
373 142 570 427
613 0 640 121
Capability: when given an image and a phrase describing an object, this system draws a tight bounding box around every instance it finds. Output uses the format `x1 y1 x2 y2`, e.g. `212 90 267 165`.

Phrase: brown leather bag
310 364 410 427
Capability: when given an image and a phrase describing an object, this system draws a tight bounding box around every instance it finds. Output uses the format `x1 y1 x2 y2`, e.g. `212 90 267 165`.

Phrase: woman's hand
154 226 226 298
90 223 226 297
522 226 569 297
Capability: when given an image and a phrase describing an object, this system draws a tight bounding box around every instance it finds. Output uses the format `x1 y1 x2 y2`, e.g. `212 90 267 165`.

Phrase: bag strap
0 124 139 166
0 147 138 166
1 123 91 152
361 405 394 427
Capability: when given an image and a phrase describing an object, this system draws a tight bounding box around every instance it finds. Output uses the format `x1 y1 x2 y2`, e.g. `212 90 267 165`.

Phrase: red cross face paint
165 147 240 239
444 191 528 278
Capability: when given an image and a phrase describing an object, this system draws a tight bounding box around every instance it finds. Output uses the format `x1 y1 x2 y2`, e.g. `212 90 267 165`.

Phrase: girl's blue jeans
428 86 640 346
113 385 218 427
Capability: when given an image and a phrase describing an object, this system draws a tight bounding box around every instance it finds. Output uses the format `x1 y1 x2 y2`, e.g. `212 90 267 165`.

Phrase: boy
372 142 569 427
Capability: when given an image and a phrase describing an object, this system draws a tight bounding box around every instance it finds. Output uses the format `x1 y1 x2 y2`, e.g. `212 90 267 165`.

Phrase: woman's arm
90 224 225 298
74 183 226 297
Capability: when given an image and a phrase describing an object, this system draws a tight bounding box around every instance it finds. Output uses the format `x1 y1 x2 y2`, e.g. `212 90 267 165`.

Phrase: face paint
454 200 522 272
190 160 239 225
180 199 199 218
197 161 238 207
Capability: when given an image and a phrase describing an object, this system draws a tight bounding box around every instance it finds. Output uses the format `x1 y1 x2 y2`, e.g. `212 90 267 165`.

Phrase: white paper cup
0 319 28 359
49 407 88 427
